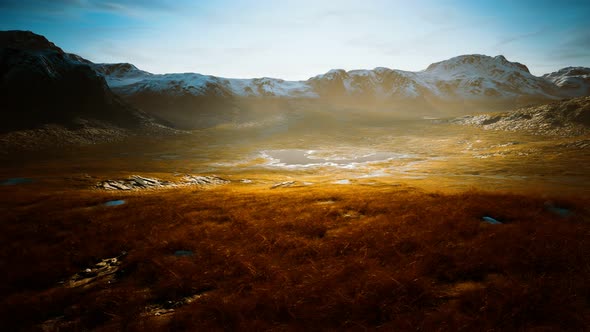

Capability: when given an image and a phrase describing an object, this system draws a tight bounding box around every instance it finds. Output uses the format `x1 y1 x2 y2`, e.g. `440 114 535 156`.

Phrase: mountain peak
310 69 348 81
424 54 530 75
494 55 507 62
94 63 141 75
0 30 64 53
542 66 590 96
543 66 590 77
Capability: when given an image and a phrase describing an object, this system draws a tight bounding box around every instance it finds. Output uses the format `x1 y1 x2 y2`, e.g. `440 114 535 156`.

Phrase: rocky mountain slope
452 96 590 136
93 54 590 129
542 67 590 97
3 31 590 133
0 31 171 134
96 55 585 102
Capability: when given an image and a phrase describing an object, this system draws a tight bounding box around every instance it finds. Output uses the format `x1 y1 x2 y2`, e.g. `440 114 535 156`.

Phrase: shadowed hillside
0 31 171 133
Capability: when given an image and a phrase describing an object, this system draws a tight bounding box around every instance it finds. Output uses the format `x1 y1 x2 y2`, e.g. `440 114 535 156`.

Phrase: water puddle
104 200 126 207
482 216 502 224
333 179 351 184
546 206 572 217
262 149 410 168
1 177 33 185
174 250 194 257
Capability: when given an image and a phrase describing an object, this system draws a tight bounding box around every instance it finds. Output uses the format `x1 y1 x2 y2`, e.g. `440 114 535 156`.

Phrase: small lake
262 150 410 168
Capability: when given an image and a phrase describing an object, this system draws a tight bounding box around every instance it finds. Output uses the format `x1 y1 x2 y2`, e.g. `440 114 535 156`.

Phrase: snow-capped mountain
92 63 316 98
95 54 586 103
542 67 590 97
4 31 590 132
418 55 557 99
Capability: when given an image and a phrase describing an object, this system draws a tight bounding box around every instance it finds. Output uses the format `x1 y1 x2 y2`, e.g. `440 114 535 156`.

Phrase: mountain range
95 54 581 101
2 30 590 132
91 45 589 129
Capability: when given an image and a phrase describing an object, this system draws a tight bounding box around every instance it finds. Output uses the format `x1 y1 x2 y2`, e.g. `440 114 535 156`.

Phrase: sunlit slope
96 54 590 129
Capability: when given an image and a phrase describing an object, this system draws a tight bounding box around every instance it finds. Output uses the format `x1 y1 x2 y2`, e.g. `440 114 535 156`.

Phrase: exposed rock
97 174 229 190
342 210 363 219
315 200 336 205
183 175 230 185
63 252 126 288
98 175 173 190
144 291 211 317
557 139 590 149
270 180 296 189
452 96 590 136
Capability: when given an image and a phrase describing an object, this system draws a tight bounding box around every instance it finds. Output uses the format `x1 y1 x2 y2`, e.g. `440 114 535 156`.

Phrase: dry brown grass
0 183 589 331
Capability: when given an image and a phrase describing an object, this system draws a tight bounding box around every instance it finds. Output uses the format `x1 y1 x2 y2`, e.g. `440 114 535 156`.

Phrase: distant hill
95 54 590 101
94 54 590 129
452 96 590 137
542 67 590 97
2 31 590 132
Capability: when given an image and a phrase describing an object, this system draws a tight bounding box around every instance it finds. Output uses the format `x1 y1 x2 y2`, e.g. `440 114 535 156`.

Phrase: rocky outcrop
183 175 230 185
452 96 590 136
63 253 125 289
97 175 229 190
270 181 297 189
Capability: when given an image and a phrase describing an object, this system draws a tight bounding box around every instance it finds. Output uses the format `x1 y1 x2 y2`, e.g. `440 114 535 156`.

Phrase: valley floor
1 119 589 330
1 183 589 331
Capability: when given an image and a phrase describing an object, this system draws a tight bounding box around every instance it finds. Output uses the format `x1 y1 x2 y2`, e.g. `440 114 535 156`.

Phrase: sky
0 0 589 80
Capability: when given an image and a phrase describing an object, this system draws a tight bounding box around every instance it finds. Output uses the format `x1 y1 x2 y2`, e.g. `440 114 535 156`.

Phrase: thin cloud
495 28 548 47
550 29 590 61
0 0 180 16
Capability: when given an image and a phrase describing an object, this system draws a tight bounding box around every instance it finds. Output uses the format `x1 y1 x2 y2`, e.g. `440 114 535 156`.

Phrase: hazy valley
1 30 590 331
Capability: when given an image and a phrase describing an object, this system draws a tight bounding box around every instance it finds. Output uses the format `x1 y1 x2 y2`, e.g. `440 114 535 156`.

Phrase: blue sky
1 0 589 79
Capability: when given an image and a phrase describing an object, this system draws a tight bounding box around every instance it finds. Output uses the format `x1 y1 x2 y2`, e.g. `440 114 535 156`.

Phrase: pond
262 149 410 168
104 200 126 207
1 178 33 185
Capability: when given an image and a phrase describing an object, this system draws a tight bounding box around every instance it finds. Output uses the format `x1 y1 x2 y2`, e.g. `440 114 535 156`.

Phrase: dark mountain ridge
0 30 168 133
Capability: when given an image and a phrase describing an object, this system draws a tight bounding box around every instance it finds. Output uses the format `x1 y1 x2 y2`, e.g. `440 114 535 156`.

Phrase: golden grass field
1 119 589 331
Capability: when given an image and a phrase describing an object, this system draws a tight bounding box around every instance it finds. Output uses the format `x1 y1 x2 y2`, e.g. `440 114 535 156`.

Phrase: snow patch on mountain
95 54 589 101
417 54 556 99
224 77 316 97
542 67 590 97
94 64 317 98
93 63 152 88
